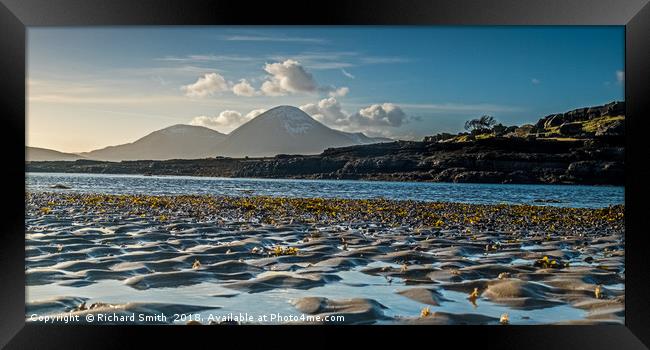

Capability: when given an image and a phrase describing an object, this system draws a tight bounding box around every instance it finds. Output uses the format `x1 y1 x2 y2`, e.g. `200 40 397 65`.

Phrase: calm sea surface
26 172 623 208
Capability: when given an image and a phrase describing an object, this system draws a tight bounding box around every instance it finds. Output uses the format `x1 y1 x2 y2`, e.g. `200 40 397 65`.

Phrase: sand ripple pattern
26 192 624 325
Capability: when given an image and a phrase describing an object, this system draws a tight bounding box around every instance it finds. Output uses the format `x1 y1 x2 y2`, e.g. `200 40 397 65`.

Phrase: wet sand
25 192 624 325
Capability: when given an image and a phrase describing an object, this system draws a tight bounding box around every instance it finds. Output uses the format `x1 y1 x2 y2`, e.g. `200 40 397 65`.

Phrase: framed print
1 0 649 348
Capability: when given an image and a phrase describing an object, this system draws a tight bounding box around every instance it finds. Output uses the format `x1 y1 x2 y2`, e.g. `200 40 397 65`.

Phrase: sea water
27 172 624 208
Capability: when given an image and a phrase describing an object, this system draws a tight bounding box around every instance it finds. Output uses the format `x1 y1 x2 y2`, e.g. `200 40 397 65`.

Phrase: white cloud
232 79 257 97
341 69 355 79
181 73 229 98
328 86 349 97
180 59 348 99
260 80 287 96
531 78 541 85
268 52 356 70
261 59 350 97
351 103 407 127
299 103 320 117
189 108 266 133
301 97 409 137
190 110 242 128
261 59 318 96
616 70 624 84
179 59 349 99
244 108 266 120
301 97 348 125
189 115 218 128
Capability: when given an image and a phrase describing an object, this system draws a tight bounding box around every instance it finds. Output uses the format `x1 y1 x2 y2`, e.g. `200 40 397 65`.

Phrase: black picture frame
2 0 649 348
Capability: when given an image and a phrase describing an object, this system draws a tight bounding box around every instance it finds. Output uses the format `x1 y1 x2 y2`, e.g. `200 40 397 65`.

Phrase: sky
27 26 624 153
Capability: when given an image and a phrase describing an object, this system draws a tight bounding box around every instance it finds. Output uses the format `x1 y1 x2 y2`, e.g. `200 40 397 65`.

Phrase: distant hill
80 124 227 161
26 147 84 161
27 102 623 164
27 102 624 186
72 106 389 161
342 131 392 145
216 105 388 157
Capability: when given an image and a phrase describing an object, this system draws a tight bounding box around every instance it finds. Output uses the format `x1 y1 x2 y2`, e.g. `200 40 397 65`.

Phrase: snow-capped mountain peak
253 105 316 135
79 105 390 160
217 105 389 157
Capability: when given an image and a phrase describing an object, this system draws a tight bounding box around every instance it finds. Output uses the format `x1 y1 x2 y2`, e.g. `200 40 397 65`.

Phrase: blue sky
28 26 624 152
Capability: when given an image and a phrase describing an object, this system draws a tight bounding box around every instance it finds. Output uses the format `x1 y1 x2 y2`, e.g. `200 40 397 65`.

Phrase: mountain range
27 106 390 161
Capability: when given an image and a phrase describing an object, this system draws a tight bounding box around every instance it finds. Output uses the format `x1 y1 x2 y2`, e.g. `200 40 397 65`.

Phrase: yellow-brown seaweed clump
25 192 624 236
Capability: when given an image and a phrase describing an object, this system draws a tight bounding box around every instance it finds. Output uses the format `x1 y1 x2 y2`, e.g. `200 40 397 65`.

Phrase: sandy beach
25 192 624 325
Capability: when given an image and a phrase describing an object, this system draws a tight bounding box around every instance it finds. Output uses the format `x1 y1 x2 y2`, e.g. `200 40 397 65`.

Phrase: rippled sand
25 192 624 325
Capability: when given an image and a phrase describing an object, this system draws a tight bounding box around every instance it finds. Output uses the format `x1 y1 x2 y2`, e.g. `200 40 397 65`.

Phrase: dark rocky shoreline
26 136 624 185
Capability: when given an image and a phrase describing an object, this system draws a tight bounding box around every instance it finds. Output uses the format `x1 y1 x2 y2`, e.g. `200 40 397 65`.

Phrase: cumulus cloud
616 70 624 84
232 79 257 96
531 78 540 85
261 59 318 96
181 72 229 98
300 97 348 125
299 102 320 116
300 97 409 136
190 110 243 128
244 108 266 120
260 80 287 96
328 86 349 97
189 108 266 132
351 103 407 127
182 59 348 99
